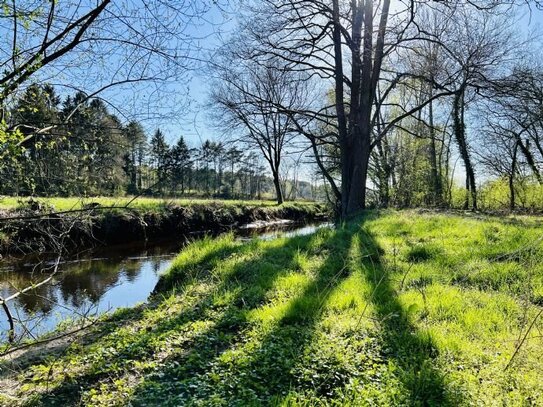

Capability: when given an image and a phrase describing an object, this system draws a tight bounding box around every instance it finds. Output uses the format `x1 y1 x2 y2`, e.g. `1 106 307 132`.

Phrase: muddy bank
0 201 329 256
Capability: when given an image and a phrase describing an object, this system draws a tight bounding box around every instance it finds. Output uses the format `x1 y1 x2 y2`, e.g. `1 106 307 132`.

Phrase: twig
0 319 99 357
504 307 543 371
0 296 15 343
399 263 414 291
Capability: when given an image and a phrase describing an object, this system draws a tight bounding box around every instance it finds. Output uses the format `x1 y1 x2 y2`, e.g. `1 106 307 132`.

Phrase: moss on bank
2 210 543 405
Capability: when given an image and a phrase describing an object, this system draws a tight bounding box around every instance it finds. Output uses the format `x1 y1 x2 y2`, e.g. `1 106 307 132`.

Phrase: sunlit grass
2 210 543 406
0 195 290 211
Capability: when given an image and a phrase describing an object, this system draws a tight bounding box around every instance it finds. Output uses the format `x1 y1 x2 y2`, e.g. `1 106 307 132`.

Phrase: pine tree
150 129 170 193
168 136 192 194
123 121 147 193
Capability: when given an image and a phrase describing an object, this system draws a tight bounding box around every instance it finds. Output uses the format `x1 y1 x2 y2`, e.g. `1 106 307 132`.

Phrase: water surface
0 221 331 343
0 242 180 343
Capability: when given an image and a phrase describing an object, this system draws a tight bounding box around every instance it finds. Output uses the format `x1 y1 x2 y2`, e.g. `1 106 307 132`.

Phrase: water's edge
0 202 329 256
0 221 332 344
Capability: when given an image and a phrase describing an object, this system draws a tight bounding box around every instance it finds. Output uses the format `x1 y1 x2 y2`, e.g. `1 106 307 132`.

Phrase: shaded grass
2 210 543 405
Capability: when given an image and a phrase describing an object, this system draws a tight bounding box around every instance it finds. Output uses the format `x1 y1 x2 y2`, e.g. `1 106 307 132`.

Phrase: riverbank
0 222 330 344
0 199 329 256
2 210 543 405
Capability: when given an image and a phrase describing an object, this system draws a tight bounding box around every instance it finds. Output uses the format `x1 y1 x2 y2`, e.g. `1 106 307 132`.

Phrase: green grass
0 196 290 212
2 210 543 406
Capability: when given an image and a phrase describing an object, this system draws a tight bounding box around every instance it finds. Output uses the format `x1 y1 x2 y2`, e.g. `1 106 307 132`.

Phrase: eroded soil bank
0 201 329 256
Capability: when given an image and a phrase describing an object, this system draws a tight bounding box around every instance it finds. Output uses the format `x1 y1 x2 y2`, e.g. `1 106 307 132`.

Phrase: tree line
0 84 319 201
209 1 543 215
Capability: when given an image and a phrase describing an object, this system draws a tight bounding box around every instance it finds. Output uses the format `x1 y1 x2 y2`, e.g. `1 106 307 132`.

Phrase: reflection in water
0 243 179 343
238 222 333 241
0 222 331 343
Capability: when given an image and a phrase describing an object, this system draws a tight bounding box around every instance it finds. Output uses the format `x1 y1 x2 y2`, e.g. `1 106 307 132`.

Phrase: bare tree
211 61 308 204
234 0 468 216
487 66 543 184
477 120 524 210
436 5 523 209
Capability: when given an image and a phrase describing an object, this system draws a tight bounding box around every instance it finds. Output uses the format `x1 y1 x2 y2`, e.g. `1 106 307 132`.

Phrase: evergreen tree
167 136 192 194
150 129 170 193
225 147 244 198
123 121 147 193
61 94 126 195
9 84 62 195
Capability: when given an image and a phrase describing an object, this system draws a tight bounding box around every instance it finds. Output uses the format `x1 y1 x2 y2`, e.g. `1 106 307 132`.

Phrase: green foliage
3 211 543 406
390 136 435 207
0 120 24 152
448 177 543 212
478 177 543 211
369 112 448 209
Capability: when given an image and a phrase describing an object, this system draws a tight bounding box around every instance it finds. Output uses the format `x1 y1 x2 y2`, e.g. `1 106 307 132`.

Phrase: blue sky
4 1 541 149
151 4 237 147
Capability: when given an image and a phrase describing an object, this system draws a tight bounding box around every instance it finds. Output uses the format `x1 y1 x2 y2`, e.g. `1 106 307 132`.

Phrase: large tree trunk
272 170 284 204
341 0 374 217
453 87 477 210
332 0 350 216
428 97 443 206
343 130 371 216
333 0 389 218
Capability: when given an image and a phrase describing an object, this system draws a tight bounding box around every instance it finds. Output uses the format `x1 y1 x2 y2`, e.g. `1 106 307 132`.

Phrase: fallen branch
504 307 543 371
0 258 60 305
0 296 15 343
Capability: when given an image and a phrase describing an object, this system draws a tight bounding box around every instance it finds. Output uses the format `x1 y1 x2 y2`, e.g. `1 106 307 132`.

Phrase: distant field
0 196 297 212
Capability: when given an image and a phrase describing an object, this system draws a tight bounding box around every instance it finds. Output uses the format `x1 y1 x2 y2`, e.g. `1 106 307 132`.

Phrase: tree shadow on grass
356 213 459 406
191 212 457 406
203 214 456 407
16 232 320 406
9 214 459 406
233 227 355 404
128 229 342 406
128 226 353 406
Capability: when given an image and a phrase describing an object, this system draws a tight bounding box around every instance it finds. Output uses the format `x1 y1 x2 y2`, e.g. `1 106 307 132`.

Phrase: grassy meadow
0 196 285 212
2 210 543 406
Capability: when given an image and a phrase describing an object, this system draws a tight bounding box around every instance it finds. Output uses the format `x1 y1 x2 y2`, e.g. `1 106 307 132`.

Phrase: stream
0 221 331 343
